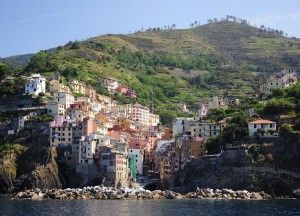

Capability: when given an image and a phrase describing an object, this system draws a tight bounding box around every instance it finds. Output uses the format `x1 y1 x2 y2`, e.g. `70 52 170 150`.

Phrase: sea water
0 197 300 216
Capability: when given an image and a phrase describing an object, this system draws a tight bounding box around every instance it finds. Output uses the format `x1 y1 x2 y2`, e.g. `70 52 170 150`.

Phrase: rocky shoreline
13 186 292 201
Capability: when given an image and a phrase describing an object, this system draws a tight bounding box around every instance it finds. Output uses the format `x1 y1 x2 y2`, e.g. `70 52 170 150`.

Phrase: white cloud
18 11 74 24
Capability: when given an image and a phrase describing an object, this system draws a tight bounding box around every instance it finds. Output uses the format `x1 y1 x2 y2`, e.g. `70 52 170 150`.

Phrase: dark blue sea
0 197 300 216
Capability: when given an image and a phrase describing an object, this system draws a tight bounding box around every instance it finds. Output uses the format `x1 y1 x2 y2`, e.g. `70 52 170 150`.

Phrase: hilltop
8 20 300 115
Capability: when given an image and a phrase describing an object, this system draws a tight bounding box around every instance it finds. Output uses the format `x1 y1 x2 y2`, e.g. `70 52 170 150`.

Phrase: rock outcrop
0 148 62 194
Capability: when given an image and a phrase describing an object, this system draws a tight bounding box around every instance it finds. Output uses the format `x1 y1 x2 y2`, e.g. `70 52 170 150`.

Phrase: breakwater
14 186 278 200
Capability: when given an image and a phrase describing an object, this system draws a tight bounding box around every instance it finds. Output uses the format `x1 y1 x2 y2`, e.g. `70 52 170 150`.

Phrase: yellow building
50 122 74 148
188 137 206 158
68 80 86 94
50 80 70 93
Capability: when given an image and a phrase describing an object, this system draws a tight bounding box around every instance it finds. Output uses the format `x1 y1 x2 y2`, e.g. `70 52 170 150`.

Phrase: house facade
248 119 277 137
53 92 75 109
260 70 297 95
24 74 46 96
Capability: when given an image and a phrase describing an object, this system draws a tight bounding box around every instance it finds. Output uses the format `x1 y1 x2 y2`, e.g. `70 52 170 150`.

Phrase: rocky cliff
0 148 62 194
174 159 300 197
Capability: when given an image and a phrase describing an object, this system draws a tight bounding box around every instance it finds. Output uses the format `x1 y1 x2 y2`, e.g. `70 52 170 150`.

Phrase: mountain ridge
6 20 300 116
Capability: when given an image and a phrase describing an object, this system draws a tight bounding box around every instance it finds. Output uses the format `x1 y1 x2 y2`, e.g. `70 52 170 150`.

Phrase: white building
172 117 194 137
198 103 208 119
98 77 120 93
24 74 46 96
201 122 221 137
53 92 75 109
131 104 150 126
248 119 277 137
128 148 144 176
47 101 65 117
78 137 97 164
260 70 297 95
189 121 203 137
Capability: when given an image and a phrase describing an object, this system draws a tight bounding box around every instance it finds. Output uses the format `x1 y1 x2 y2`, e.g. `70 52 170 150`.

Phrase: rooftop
249 119 276 124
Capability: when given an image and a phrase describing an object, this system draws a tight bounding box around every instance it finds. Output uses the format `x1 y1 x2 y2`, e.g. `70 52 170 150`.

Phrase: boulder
250 192 263 200
175 193 183 199
199 190 207 197
187 192 197 198
166 191 176 199
152 193 161 199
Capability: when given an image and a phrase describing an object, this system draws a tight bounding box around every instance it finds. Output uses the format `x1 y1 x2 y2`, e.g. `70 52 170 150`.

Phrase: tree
263 98 295 115
248 144 261 161
207 109 225 121
0 64 13 80
158 110 175 126
205 136 221 154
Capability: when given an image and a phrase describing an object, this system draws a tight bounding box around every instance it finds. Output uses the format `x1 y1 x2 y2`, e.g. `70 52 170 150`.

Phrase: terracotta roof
249 119 276 124
108 130 121 140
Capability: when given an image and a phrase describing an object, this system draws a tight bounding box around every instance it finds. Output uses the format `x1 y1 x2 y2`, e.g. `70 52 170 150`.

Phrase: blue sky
1 0 300 57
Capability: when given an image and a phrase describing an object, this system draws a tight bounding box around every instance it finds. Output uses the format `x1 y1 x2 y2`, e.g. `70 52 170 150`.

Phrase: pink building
78 117 94 137
117 85 129 94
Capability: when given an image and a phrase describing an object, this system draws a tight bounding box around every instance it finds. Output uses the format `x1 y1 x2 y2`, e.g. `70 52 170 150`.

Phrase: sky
1 0 300 57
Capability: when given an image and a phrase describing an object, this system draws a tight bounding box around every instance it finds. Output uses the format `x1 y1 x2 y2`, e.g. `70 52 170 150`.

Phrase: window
254 124 257 129
270 124 273 128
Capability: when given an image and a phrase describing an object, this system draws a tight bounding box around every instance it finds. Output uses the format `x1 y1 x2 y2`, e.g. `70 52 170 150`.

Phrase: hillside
19 20 300 115
0 54 34 69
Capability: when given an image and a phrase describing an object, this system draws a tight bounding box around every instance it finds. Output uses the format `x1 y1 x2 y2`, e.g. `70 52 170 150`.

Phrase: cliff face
174 159 300 197
14 149 62 191
0 148 62 194
0 151 18 193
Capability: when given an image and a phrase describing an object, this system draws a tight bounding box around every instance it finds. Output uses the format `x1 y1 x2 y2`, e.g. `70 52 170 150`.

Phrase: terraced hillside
17 20 299 116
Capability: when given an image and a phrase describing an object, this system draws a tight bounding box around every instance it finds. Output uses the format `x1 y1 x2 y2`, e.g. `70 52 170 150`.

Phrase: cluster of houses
260 69 297 96
2 69 297 187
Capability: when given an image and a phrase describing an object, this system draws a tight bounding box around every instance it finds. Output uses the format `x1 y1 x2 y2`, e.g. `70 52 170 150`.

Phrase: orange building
188 137 206 158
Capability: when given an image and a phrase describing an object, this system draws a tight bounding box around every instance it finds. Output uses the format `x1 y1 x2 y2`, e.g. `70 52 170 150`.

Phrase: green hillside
18 20 300 118
1 54 34 69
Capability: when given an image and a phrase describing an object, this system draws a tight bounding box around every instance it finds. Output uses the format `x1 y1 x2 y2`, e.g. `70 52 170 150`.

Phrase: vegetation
0 111 29 123
1 19 299 126
13 20 298 116
0 143 26 152
28 114 54 122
